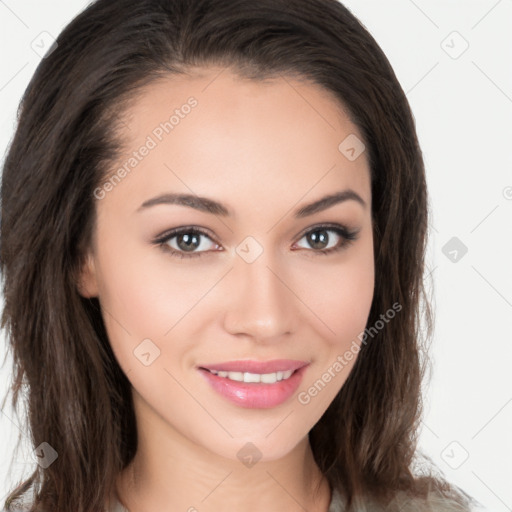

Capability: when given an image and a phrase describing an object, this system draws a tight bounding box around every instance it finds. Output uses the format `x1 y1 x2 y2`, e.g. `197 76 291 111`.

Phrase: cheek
294 249 374 418
94 240 210 337
92 235 233 383
296 238 375 348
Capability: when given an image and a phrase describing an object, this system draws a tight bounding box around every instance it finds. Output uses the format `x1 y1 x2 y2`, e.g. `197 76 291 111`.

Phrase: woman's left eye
293 224 359 255
153 223 359 259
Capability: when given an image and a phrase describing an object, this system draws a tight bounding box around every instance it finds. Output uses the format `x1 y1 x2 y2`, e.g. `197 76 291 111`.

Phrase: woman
0 0 475 511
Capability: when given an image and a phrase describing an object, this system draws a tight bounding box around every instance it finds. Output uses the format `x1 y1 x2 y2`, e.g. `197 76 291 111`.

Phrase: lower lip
198 365 308 409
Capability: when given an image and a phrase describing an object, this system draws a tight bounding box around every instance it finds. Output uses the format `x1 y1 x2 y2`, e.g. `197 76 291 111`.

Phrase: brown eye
294 224 359 255
174 232 202 252
304 229 331 250
154 227 220 259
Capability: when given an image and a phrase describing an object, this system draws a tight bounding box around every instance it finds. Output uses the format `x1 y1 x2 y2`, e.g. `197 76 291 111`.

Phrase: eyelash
152 223 360 260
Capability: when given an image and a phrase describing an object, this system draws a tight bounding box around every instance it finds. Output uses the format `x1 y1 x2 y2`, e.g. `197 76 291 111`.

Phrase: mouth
197 359 310 409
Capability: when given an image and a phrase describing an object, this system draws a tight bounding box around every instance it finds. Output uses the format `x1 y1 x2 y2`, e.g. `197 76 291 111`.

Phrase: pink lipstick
197 359 309 409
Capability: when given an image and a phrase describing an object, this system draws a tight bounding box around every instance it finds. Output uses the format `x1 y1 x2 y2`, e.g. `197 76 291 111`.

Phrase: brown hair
1 0 474 511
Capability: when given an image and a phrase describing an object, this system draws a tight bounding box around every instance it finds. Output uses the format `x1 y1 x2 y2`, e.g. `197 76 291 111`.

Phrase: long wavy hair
1 0 474 511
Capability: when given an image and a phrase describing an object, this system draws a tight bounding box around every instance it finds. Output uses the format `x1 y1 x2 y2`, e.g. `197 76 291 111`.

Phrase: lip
197 360 310 409
198 359 309 373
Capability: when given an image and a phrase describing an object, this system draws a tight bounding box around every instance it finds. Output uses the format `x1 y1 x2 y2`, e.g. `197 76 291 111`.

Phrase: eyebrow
137 189 366 217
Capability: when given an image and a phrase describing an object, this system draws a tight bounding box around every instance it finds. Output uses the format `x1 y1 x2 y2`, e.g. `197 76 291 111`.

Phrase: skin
78 66 374 512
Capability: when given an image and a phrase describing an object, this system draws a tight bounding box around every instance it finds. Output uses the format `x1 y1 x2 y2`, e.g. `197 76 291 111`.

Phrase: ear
76 250 99 298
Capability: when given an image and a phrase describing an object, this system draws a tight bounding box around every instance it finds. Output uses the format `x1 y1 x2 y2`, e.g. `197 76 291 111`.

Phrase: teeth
208 369 294 383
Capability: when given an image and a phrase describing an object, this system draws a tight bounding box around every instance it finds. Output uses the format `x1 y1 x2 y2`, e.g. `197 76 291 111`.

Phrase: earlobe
76 251 99 298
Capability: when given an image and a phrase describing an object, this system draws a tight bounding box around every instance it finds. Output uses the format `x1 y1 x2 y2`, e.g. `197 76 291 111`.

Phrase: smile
204 369 295 384
197 360 310 409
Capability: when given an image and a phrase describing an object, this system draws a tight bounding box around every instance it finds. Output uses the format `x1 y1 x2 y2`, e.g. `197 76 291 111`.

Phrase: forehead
102 66 371 215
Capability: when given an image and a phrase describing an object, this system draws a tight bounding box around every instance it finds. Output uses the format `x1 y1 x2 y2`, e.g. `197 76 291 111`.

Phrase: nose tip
222 256 295 341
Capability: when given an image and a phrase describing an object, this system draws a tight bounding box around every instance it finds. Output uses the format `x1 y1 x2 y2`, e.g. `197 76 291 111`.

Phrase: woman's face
79 66 374 462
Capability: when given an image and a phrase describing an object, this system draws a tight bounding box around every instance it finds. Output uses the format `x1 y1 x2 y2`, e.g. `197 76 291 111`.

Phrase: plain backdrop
0 1 511 511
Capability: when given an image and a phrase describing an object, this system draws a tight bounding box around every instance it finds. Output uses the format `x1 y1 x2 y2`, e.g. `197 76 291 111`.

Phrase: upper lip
198 359 309 374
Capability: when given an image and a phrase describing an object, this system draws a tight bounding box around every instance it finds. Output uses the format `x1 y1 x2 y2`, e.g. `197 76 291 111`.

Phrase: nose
222 249 297 342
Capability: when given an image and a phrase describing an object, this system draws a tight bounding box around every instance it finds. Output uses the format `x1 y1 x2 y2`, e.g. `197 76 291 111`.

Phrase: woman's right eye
153 227 220 259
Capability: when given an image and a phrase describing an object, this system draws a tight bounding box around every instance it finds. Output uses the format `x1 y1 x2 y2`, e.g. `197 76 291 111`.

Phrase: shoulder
390 492 475 511
329 487 475 512
382 489 475 512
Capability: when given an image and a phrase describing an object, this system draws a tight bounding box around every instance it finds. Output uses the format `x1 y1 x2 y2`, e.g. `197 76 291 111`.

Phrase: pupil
178 233 200 252
308 230 328 249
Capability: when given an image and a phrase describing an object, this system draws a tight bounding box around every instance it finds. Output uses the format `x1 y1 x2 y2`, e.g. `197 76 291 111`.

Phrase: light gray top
108 486 344 512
